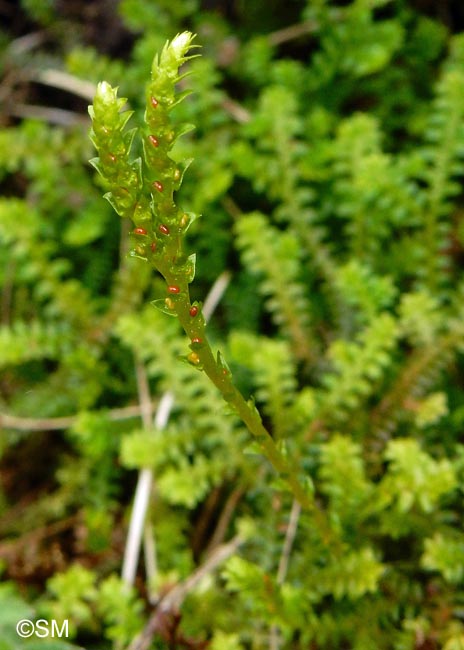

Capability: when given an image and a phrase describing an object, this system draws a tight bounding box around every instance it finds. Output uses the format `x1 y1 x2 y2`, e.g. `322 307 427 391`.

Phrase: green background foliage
1 0 464 648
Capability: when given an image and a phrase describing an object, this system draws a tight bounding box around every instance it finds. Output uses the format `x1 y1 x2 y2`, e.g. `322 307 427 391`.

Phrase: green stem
158 268 333 541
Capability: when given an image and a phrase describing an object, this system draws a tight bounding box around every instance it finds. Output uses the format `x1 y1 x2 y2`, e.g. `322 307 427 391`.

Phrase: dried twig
36 69 97 101
270 498 301 650
121 391 173 591
204 486 244 555
0 514 79 557
276 498 301 584
7 32 46 56
268 18 320 46
8 103 88 126
129 535 243 650
135 359 154 429
220 97 251 124
0 402 159 432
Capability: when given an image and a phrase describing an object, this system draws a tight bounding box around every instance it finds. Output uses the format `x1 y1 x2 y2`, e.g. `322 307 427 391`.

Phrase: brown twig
268 19 320 46
1 257 15 326
129 535 243 650
35 69 97 101
7 103 88 126
0 401 159 432
220 97 251 124
191 486 222 559
135 359 154 429
204 486 245 556
7 32 46 56
276 498 301 585
0 514 79 557
270 498 301 650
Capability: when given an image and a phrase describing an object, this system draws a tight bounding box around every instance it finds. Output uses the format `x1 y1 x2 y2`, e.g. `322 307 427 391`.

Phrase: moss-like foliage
1 3 464 650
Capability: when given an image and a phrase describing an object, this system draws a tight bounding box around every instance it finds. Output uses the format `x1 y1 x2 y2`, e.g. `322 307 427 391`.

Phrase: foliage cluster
1 1 464 649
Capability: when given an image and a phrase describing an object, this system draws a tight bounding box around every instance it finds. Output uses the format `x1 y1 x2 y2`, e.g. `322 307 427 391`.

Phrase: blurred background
1 1 464 649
